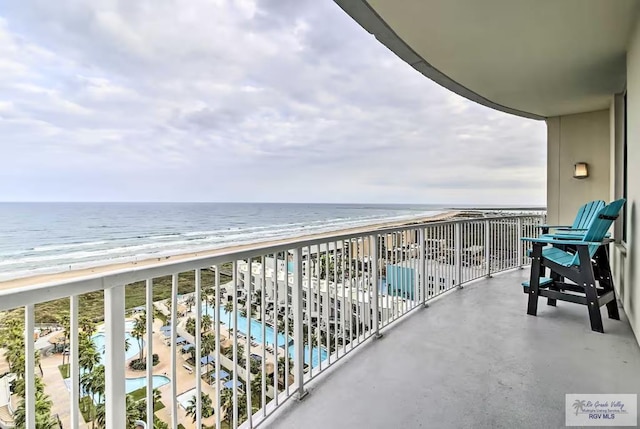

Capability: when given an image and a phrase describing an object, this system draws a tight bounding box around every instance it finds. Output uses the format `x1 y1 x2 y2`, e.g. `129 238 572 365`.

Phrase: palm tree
59 314 71 366
2 319 27 372
152 387 162 405
186 317 196 336
185 295 196 313
7 349 41 380
185 392 214 421
220 387 234 425
253 289 263 305
204 286 214 315
131 312 147 362
250 371 263 408
237 391 249 423
79 317 96 336
95 394 141 429
12 376 45 402
202 314 213 333
13 389 57 429
224 301 234 328
202 333 216 374
90 365 106 404
277 356 293 389
237 344 246 368
95 403 106 428
319 253 336 280
208 294 217 311
80 364 105 427
3 341 22 372
154 419 169 429
79 371 94 413
79 335 100 372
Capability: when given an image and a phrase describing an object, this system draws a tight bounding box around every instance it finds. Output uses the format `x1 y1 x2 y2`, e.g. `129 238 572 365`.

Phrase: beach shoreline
0 210 463 291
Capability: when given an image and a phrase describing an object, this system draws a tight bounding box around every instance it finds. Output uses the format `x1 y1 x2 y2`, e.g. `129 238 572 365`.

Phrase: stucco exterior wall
622 14 640 346
546 110 611 225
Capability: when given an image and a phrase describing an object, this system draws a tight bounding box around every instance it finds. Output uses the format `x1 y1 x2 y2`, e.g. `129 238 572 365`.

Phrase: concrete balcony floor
267 270 640 429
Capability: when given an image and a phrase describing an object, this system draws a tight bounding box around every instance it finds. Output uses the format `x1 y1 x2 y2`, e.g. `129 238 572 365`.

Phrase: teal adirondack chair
527 200 607 261
538 200 605 235
521 199 625 333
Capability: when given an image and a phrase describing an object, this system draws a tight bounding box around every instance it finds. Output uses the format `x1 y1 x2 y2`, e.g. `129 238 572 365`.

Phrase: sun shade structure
223 380 244 390
209 370 230 381
200 355 215 365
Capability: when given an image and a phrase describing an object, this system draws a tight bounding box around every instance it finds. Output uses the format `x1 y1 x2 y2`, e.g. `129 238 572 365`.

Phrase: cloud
0 0 546 205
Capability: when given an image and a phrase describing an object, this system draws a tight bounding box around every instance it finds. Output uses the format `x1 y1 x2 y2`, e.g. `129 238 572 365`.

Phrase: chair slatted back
572 200 605 229
568 199 625 266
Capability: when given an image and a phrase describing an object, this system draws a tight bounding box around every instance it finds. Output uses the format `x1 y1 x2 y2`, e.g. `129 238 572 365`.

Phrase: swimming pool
96 319 136 333
92 332 141 363
66 375 170 402
125 375 170 393
206 305 328 367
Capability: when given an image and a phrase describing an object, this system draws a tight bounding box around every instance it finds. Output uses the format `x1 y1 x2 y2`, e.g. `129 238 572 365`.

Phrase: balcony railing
0 213 544 429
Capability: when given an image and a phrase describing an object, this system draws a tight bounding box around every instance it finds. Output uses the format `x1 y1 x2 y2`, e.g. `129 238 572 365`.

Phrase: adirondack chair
521 199 625 333
532 199 608 259
538 200 605 235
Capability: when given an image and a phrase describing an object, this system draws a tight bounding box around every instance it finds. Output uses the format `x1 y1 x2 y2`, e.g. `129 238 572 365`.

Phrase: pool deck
7 298 328 427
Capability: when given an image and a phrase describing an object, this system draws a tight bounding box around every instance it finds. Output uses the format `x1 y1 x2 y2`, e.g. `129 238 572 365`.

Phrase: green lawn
58 364 69 378
128 388 166 413
79 396 96 424
129 386 147 402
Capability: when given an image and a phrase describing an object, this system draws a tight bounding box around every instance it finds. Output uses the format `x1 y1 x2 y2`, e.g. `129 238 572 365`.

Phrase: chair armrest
536 225 572 229
540 231 612 240
554 227 587 231
522 237 614 246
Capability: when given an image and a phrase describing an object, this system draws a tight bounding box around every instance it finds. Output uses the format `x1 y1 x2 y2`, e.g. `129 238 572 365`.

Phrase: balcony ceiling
335 0 640 119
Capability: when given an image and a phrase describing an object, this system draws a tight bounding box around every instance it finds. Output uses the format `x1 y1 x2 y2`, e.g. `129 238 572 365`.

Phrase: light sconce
573 162 589 179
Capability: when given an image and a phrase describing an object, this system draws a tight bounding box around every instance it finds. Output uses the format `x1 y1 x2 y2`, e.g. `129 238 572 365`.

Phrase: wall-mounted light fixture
573 162 589 179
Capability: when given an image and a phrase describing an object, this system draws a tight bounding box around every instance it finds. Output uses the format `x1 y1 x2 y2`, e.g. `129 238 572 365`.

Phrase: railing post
517 218 524 269
194 270 203 429
455 223 463 289
292 247 308 400
70 295 80 429
370 234 382 339
485 220 492 278
145 279 154 429
419 228 427 308
24 304 35 429
104 285 126 429
170 274 178 429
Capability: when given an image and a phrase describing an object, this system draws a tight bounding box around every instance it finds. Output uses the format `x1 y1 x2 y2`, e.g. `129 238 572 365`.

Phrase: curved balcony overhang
335 0 639 119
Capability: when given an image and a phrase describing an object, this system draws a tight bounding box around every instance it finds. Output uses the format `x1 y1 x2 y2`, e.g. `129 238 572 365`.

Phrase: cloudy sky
0 0 546 205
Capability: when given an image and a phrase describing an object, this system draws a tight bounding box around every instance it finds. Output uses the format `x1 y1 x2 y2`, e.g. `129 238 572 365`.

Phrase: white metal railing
0 213 544 428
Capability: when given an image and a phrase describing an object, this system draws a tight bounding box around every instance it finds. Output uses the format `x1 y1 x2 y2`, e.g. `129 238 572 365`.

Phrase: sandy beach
0 210 462 291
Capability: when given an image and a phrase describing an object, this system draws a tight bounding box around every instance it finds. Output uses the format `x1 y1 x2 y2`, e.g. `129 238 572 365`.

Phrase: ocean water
0 202 445 281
